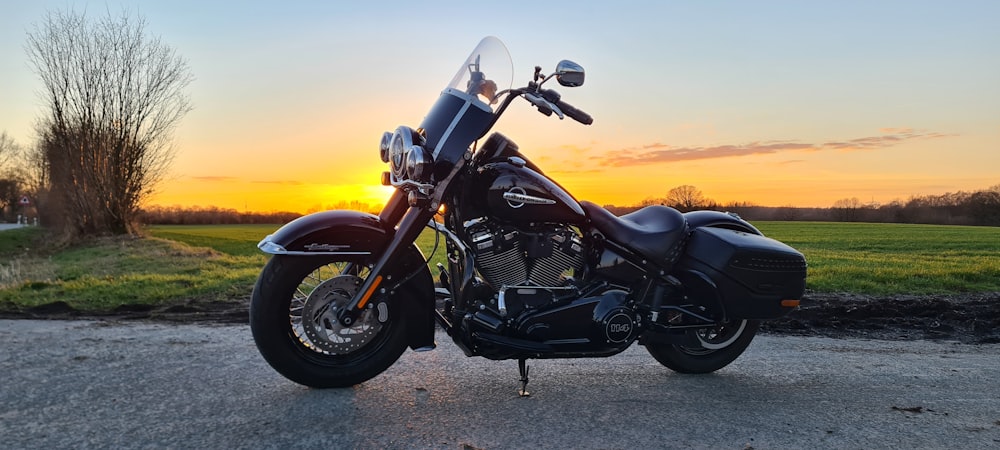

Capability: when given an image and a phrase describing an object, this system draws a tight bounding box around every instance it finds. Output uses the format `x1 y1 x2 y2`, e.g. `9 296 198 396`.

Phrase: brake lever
523 92 565 119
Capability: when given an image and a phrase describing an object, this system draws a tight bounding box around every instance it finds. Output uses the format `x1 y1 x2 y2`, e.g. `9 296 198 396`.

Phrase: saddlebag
675 227 806 319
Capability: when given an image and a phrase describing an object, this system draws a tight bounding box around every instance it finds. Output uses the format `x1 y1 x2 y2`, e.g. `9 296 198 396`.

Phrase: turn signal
780 299 801 308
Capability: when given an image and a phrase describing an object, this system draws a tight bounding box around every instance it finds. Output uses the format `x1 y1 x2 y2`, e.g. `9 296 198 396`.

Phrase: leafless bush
25 8 192 237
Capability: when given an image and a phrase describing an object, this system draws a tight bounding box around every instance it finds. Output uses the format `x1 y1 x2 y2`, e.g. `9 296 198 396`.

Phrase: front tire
645 319 759 374
250 255 409 388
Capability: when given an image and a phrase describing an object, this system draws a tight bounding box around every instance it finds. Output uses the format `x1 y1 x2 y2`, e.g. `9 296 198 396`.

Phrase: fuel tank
471 159 587 226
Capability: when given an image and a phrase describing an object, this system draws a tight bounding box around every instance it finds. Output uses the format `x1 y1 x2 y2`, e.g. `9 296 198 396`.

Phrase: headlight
388 126 431 181
388 126 413 179
405 145 431 181
379 131 392 163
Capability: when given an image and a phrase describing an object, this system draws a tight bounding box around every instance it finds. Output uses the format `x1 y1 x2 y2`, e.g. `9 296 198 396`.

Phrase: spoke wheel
298 274 388 355
250 255 408 388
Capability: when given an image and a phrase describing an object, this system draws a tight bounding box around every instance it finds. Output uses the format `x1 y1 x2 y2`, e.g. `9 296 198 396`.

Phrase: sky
1 1 998 211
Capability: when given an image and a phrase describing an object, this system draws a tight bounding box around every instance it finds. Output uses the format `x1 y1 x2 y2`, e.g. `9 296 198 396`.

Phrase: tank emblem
503 187 556 209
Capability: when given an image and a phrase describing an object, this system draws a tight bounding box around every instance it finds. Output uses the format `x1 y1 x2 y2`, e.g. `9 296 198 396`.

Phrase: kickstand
517 358 531 397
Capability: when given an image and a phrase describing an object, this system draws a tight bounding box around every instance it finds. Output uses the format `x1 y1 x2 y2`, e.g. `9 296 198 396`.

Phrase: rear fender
258 210 436 350
682 210 761 235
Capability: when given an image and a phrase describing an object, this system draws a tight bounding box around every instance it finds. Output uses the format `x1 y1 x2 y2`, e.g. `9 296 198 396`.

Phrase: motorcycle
249 37 807 395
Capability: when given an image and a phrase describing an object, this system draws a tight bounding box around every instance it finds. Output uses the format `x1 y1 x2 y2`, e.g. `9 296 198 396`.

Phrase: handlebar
529 88 593 125
554 99 593 125
489 85 595 134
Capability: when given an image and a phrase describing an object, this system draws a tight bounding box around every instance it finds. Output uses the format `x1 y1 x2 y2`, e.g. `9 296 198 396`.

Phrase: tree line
137 205 301 226
603 184 1000 226
135 200 382 226
128 184 1000 227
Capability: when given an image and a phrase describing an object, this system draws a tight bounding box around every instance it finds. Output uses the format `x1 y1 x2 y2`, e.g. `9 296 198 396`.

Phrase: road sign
19 196 30 206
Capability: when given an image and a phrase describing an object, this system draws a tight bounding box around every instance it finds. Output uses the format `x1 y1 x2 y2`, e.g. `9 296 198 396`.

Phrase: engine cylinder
469 222 584 289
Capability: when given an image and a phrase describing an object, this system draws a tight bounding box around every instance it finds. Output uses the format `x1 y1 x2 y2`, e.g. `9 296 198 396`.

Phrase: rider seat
580 201 689 268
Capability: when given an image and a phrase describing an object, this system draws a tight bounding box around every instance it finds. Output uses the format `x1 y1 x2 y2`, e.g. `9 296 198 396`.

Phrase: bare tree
666 185 708 211
0 131 20 173
0 132 24 221
20 141 49 199
25 8 192 237
831 197 863 222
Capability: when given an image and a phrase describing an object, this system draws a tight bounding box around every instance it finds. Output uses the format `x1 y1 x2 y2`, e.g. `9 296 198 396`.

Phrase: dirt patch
2 292 998 344
760 292 1000 344
0 298 251 325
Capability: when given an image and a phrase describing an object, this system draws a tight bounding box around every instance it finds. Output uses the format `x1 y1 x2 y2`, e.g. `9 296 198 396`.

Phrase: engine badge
605 312 635 343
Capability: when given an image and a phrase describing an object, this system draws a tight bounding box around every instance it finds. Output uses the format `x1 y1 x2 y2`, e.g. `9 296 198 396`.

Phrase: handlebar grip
556 100 593 125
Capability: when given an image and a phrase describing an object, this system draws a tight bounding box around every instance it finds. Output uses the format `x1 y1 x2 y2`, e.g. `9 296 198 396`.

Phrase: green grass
148 222 1000 295
147 224 277 257
1 228 265 311
1 221 997 313
146 223 449 271
756 222 1000 294
0 226 43 255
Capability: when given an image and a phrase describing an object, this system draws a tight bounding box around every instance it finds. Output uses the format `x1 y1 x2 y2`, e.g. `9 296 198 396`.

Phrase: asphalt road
1 320 998 449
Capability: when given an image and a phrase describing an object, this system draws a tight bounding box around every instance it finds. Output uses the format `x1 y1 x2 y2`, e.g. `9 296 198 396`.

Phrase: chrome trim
257 237 285 254
379 131 392 163
498 289 508 316
389 177 435 193
405 145 432 181
463 217 487 229
257 237 372 256
390 126 416 179
263 250 373 257
427 219 470 260
503 188 556 208
501 283 577 292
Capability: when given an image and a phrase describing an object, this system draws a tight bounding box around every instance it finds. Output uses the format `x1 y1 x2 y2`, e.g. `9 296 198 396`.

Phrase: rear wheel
645 319 759 374
250 255 409 388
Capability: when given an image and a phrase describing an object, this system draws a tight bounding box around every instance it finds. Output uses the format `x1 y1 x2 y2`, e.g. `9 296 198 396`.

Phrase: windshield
446 36 513 112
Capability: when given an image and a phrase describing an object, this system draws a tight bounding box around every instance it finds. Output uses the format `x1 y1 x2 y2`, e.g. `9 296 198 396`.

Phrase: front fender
258 209 436 350
258 210 388 255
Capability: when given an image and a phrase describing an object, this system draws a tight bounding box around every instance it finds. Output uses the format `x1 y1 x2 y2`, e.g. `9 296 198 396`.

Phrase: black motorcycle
250 37 806 395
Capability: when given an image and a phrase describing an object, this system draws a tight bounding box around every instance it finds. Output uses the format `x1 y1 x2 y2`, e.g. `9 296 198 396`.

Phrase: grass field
1 221 997 312
0 227 263 311
755 222 1000 294
149 222 1000 295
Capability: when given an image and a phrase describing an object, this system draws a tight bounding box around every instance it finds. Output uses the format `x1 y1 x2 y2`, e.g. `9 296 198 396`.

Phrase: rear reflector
781 299 801 308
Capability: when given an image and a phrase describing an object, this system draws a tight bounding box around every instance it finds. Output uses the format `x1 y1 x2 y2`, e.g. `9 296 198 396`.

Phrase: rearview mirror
555 60 585 87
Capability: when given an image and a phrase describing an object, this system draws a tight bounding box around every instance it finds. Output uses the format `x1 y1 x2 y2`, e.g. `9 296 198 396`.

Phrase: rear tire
250 255 409 388
645 319 759 374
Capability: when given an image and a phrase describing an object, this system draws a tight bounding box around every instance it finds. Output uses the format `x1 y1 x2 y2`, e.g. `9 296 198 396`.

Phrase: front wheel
249 255 409 388
645 319 759 374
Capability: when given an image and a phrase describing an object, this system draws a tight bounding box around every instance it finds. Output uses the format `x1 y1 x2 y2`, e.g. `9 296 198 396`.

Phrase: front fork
336 190 436 326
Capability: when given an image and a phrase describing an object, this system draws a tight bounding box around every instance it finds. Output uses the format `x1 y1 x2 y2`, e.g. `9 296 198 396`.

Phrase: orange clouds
595 129 956 167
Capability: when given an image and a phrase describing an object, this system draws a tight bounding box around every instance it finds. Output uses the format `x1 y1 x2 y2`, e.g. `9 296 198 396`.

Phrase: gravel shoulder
2 320 999 449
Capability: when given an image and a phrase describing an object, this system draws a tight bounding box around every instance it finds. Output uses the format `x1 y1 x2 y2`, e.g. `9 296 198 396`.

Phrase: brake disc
300 275 388 355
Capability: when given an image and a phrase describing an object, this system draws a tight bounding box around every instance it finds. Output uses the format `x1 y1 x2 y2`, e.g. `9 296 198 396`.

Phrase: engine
466 220 585 290
461 218 639 354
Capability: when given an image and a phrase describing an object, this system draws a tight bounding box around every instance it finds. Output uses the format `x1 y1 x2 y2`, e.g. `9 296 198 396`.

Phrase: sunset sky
1 1 997 212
